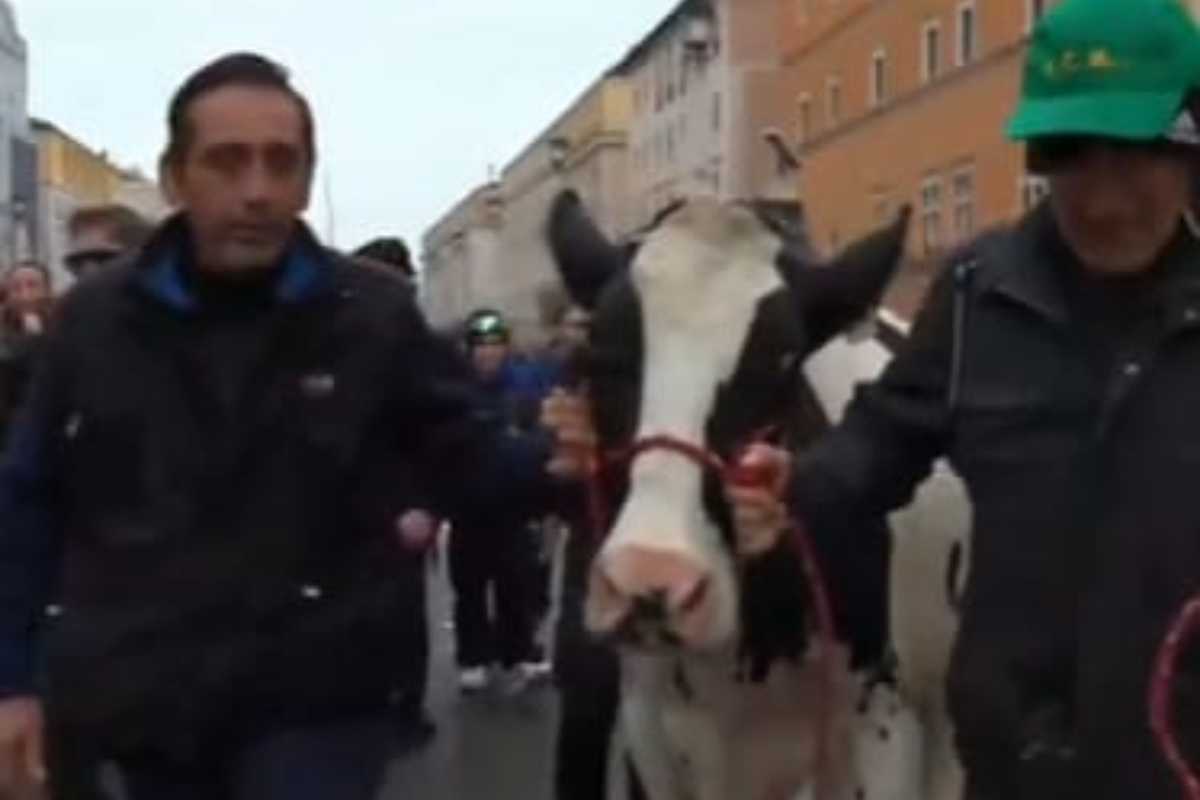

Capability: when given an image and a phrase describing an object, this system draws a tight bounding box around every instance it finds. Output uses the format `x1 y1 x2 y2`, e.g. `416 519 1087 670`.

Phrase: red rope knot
583 426 841 791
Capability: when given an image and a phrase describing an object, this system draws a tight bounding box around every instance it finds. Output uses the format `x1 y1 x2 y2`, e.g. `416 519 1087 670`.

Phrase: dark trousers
449 524 534 668
553 536 646 800
113 716 393 800
393 557 430 715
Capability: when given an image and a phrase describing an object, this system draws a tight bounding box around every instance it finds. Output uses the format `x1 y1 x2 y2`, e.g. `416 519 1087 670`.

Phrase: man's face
5 266 49 319
471 342 509 380
1048 141 1193 275
165 85 312 275
65 222 123 278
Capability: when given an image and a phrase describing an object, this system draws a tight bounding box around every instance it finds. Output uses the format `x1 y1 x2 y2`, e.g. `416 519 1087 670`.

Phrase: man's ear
159 154 181 207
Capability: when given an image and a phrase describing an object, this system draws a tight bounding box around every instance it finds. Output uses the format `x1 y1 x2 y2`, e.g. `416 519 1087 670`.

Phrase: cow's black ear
545 190 623 310
787 205 911 353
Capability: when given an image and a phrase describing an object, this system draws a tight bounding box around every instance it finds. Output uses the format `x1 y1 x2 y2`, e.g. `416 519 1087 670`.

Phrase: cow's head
546 191 910 655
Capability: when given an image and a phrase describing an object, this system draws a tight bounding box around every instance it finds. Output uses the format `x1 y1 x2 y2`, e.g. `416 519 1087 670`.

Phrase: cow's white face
546 190 910 659
587 199 788 652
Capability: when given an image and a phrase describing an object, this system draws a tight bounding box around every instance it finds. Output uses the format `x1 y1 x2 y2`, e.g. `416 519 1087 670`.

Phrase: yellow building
32 118 168 282
423 74 634 341
33 118 125 205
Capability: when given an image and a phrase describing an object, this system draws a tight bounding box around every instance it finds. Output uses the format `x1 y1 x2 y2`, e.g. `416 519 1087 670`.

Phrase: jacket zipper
947 256 980 416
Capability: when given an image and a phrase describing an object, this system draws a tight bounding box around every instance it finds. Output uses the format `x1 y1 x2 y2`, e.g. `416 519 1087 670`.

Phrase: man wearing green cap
646 0 1200 796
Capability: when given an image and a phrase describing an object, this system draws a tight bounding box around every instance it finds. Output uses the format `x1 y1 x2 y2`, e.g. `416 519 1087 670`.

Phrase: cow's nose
586 545 713 644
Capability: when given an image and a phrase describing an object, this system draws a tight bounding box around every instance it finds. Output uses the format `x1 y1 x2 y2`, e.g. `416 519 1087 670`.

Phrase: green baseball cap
1008 0 1200 143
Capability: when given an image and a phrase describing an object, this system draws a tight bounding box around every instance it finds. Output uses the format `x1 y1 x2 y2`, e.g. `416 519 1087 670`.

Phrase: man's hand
0 697 46 793
541 389 596 481
396 510 438 553
725 444 793 558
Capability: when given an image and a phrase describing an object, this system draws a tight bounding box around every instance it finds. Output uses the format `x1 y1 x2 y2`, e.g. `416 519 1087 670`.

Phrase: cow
544 189 970 800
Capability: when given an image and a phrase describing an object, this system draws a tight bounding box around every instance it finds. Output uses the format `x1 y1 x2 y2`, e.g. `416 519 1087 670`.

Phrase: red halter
1151 595 1200 799
583 428 840 791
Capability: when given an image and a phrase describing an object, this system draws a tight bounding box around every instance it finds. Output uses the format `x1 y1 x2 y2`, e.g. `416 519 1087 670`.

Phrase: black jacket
793 205 1200 798
0 217 552 758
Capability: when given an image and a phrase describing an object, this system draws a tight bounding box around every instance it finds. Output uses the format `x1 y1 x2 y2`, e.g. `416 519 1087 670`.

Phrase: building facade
420 181 505 335
780 0 1060 316
0 3 36 272
621 0 793 228
422 75 633 345
494 75 632 343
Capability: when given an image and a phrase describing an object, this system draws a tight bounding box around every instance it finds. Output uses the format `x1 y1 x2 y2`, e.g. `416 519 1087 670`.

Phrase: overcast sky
9 0 675 254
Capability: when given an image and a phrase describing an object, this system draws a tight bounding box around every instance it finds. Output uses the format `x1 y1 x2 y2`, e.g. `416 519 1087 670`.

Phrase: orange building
779 0 1061 316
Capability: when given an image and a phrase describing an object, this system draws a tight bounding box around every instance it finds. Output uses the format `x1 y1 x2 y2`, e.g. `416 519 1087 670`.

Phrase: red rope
585 430 840 794
1151 595 1200 800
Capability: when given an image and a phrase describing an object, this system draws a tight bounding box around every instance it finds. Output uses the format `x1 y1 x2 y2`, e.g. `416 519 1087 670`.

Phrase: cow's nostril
674 575 710 616
631 591 670 623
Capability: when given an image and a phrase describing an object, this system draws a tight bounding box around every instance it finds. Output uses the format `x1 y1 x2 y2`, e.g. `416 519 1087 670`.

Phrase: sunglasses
64 248 122 275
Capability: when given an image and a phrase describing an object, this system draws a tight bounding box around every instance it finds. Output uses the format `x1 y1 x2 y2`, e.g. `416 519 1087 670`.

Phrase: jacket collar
985 203 1200 326
132 214 334 314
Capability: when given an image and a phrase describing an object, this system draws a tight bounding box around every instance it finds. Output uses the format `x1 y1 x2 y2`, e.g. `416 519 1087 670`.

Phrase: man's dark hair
353 237 414 276
68 204 153 251
164 52 317 168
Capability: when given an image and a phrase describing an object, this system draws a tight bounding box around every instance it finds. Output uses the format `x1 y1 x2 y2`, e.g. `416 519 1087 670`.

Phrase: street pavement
380 567 559 800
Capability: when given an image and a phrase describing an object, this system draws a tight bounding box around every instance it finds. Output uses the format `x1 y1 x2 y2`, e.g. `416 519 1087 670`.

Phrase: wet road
380 567 559 800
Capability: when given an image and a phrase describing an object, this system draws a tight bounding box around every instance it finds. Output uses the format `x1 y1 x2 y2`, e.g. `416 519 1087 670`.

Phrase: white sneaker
520 660 553 684
458 666 490 693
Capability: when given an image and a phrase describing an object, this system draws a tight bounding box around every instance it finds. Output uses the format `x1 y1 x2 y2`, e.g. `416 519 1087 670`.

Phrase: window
957 1 977 66
870 49 888 107
798 94 813 143
952 167 976 243
921 176 944 255
922 20 943 83
826 77 842 127
679 42 689 97
1020 175 1050 211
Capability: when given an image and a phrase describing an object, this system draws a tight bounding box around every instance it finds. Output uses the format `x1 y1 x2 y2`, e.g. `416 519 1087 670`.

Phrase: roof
612 0 714 74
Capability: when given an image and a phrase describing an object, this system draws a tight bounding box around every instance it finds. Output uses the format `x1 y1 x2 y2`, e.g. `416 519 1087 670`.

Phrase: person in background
351 234 437 749
353 237 415 280
449 309 549 694
0 261 53 445
64 205 153 280
540 301 641 800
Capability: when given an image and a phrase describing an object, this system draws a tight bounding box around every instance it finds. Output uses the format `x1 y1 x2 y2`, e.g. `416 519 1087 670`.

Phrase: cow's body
805 319 969 800
546 193 967 800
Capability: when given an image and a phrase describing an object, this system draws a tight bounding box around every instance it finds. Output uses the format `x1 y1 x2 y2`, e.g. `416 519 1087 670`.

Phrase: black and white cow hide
804 315 971 800
545 190 969 800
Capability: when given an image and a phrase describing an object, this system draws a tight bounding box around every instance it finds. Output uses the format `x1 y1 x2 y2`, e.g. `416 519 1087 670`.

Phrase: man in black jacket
726 1 1200 797
0 53 555 800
